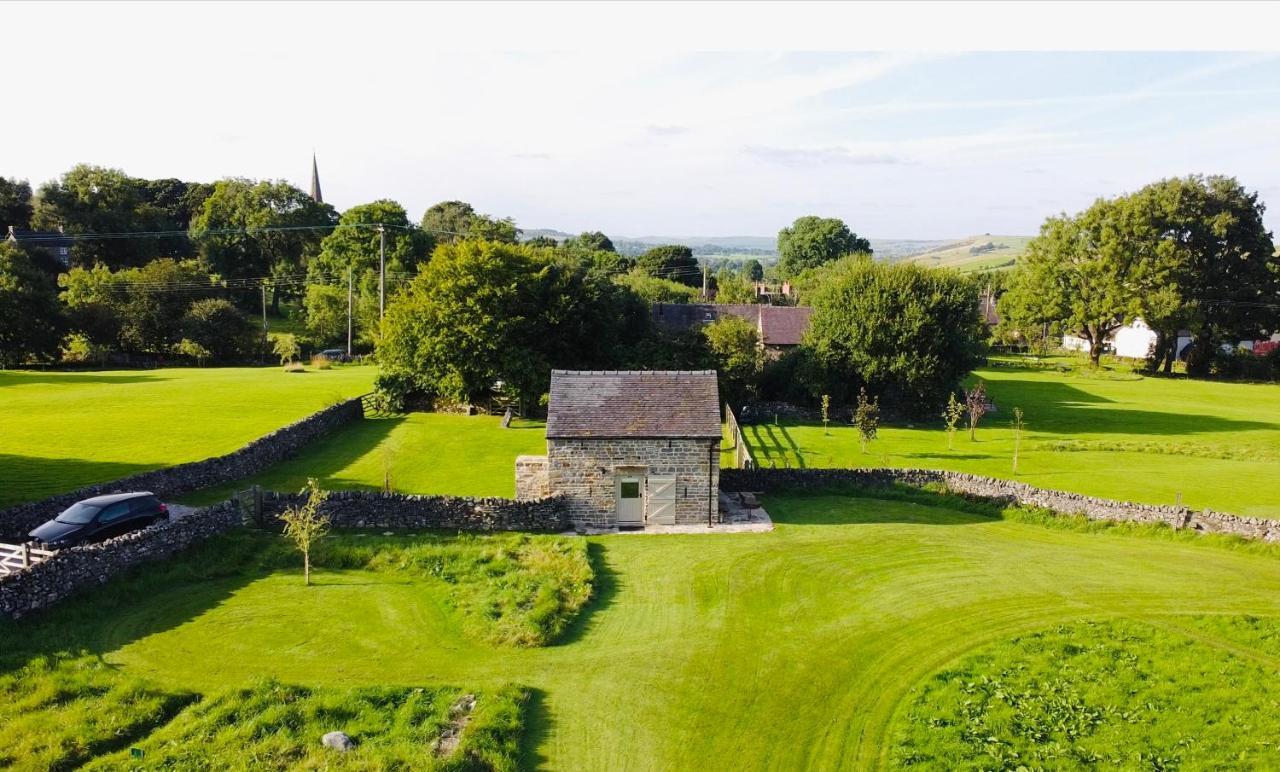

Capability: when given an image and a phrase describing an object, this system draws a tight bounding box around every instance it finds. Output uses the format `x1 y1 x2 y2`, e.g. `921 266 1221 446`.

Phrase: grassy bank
0 366 377 507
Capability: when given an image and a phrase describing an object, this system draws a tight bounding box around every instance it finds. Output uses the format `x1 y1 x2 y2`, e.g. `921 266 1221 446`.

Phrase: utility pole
260 282 268 364
702 262 708 299
346 266 353 357
377 224 386 321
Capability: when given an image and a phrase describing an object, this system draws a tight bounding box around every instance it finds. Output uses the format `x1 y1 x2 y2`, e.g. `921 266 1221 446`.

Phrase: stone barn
515 370 721 530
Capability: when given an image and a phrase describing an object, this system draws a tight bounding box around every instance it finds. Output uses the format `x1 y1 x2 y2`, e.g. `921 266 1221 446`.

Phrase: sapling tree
853 387 880 454
272 332 300 365
964 381 989 441
942 392 964 450
821 394 831 436
279 478 330 586
1011 407 1025 474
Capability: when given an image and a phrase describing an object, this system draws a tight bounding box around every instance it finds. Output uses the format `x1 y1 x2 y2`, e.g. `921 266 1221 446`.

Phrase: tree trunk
304 550 311 586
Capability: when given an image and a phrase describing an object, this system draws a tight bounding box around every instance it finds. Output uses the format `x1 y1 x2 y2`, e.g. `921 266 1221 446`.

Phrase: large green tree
189 178 336 311
0 242 62 367
636 244 700 287
421 200 517 244
805 257 983 412
312 200 432 281
1126 175 1278 374
180 298 258 361
1003 198 1146 367
703 315 762 408
777 216 871 276
0 177 33 230
378 241 643 408
32 165 155 268
564 231 615 253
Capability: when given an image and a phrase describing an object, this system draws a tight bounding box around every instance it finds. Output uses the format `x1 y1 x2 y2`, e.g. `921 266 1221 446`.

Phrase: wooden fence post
22 543 30 568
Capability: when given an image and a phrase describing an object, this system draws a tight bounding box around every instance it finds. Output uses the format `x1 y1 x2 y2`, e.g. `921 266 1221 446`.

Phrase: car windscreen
55 502 102 524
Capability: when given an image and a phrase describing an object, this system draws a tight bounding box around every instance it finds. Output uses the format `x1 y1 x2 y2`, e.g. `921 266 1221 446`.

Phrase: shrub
310 354 332 370
283 361 305 373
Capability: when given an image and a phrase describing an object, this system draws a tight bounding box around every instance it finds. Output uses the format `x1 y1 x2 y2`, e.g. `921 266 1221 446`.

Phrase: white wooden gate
646 476 677 525
0 542 55 577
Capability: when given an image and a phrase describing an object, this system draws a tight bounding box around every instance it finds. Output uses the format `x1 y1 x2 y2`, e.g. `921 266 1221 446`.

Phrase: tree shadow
552 542 621 647
776 425 808 469
181 416 408 504
985 380 1276 436
765 484 1004 526
517 687 555 771
0 370 172 387
904 452 996 461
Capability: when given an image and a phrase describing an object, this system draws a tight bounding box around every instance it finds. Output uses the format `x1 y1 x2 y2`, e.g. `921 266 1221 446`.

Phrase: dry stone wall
258 490 568 532
0 398 365 540
0 503 241 620
547 438 719 528
720 468 1280 542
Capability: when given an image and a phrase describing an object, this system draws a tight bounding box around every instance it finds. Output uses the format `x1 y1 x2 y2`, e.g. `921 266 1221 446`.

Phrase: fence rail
0 542 56 577
724 404 756 470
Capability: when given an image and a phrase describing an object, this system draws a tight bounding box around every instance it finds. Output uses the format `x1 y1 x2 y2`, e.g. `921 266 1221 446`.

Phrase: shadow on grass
180 416 408 505
777 425 808 469
553 542 621 647
0 455 164 535
517 687 555 771
0 531 274 674
905 452 995 461
765 484 1004 527
0 370 172 387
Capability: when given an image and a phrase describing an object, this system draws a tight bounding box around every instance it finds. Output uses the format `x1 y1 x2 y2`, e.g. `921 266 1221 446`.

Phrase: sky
6 4 1280 241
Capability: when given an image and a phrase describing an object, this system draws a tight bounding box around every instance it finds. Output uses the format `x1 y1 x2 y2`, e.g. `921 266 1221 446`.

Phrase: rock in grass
322 731 355 751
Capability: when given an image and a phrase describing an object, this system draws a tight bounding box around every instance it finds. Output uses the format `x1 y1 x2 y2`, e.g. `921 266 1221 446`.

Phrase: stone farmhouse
515 370 721 530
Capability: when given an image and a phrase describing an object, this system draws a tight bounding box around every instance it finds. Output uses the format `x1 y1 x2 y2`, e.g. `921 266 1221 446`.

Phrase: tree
279 478 330 586
189 178 336 311
1010 406 1025 474
467 214 518 243
614 270 701 303
0 177 33 230
564 231 615 253
636 244 700 287
303 283 348 346
421 200 477 241
32 165 154 268
805 257 984 414
964 381 988 441
942 392 964 450
115 259 218 354
821 394 831 435
702 316 762 408
180 298 256 361
777 216 871 276
378 241 644 408
714 271 757 304
1125 176 1278 375
853 387 880 453
525 235 558 248
272 332 301 365
743 258 765 282
0 242 62 367
174 338 212 366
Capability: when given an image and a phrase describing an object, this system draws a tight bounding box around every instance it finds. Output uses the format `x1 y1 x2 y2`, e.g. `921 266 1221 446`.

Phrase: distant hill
896 234 1032 272
521 228 1033 270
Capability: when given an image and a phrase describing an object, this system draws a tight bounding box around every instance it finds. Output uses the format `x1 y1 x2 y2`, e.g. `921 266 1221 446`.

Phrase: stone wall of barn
515 455 550 500
546 437 719 529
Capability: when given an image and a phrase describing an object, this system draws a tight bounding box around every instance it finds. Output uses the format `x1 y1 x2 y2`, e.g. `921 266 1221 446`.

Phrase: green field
185 412 548 504
900 234 1031 272
5 490 1280 769
742 358 1280 518
0 366 377 507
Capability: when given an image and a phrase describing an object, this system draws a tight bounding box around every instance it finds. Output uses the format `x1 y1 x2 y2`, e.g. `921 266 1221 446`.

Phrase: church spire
309 153 323 204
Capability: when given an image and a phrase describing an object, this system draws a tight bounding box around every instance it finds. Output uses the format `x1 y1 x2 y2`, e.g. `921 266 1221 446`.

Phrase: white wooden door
617 477 644 528
646 476 677 525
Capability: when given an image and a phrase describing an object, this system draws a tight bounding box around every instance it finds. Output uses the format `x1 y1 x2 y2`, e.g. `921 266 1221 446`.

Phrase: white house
1062 318 1158 360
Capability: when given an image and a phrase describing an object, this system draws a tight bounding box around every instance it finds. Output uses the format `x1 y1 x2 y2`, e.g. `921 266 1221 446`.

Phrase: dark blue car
28 492 169 549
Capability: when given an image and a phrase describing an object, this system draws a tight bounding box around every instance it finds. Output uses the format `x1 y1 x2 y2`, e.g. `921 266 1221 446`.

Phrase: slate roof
546 370 721 439
758 305 812 346
649 303 812 347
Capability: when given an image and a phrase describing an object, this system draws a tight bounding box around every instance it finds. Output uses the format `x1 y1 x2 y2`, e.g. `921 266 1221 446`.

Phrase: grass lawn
184 413 548 504
742 356 1280 518
0 365 377 507
7 489 1280 769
